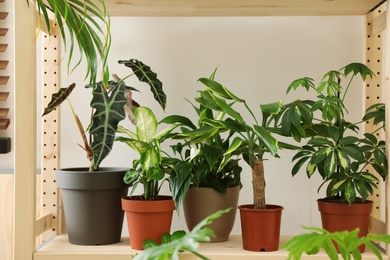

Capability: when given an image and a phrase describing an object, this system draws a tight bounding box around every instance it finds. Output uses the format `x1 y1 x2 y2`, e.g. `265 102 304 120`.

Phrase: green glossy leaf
199 78 244 102
33 0 111 85
89 81 127 170
161 233 172 244
286 77 314 93
342 62 374 81
336 149 350 172
306 162 316 178
142 239 158 249
160 115 197 129
340 146 363 161
292 157 309 176
135 107 157 142
123 169 139 185
119 59 166 111
344 181 356 205
324 150 336 177
311 147 331 164
42 83 76 116
253 125 279 157
148 167 165 181
170 161 192 212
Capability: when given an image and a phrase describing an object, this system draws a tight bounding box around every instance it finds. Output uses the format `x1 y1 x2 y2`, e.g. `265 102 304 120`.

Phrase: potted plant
161 94 243 242
42 58 166 245
280 62 387 252
116 106 178 250
169 71 298 251
283 226 390 259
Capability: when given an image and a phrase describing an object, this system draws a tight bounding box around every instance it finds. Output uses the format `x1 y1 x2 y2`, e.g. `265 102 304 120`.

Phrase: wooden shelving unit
33 235 388 260
11 1 390 259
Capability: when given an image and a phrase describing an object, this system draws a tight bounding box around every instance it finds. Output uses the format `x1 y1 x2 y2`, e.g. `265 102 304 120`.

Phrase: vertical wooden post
365 3 384 222
13 2 37 260
385 1 390 254
39 23 61 243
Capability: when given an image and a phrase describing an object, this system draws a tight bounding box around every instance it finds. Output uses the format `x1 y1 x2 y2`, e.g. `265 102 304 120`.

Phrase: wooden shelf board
0 118 9 130
95 0 385 16
33 235 388 260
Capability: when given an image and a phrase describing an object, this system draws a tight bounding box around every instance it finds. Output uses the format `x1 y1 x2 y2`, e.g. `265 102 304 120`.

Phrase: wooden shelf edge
33 234 389 260
94 0 384 17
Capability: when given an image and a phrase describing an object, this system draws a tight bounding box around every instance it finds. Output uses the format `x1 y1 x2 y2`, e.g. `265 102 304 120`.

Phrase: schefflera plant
278 62 387 205
42 59 166 171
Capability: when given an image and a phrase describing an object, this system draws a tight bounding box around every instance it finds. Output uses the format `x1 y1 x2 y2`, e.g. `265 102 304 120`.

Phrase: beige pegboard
40 24 61 242
365 2 385 223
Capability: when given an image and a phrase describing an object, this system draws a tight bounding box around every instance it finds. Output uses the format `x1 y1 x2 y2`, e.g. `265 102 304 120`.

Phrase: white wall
59 16 366 236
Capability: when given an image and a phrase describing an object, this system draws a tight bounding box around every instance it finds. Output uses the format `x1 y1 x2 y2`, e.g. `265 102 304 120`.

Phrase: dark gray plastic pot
56 167 129 245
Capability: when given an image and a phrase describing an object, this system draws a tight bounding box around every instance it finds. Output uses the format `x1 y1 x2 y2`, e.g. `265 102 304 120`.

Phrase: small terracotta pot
318 199 373 253
122 196 175 250
238 204 283 252
183 186 240 242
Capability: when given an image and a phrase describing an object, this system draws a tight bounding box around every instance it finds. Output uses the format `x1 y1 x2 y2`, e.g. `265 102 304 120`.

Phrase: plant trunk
252 159 266 209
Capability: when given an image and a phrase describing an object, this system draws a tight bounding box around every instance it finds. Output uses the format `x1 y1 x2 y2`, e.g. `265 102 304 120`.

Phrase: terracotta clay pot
56 167 129 245
238 204 283 252
318 199 373 253
183 186 240 242
122 196 175 250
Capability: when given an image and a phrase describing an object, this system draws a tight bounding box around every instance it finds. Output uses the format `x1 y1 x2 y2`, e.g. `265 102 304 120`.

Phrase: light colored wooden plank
0 92 9 101
97 0 383 16
372 11 386 35
40 24 61 243
385 0 390 254
13 1 37 260
369 216 386 234
365 2 385 222
0 118 10 129
0 108 9 117
33 234 388 260
0 175 13 260
35 214 53 237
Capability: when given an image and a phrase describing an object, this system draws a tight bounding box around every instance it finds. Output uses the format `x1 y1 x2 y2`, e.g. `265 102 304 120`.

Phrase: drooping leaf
42 83 76 116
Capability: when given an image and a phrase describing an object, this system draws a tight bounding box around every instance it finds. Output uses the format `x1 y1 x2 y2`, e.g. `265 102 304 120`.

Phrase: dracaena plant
43 59 166 172
160 98 243 211
168 71 298 210
279 62 387 205
116 106 178 200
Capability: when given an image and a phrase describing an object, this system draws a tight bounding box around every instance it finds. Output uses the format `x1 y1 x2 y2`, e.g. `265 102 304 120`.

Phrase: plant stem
252 159 266 209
